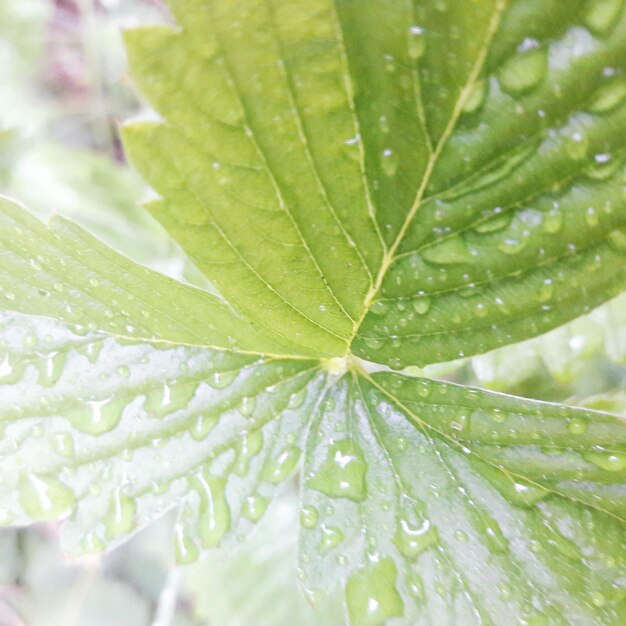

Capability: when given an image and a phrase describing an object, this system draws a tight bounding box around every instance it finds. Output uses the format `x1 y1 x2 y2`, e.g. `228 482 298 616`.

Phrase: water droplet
538 278 554 303
174 523 199 564
568 417 587 434
583 0 623 36
407 572 424 601
474 212 512 234
288 388 307 409
370 301 389 316
583 450 626 472
308 439 367 502
242 493 269 522
78 341 103 364
381 149 398 177
364 337 384 350
454 529 469 542
498 41 547 94
346 559 404 626
104 488 136 539
462 80 486 114
0 354 26 384
68 397 126 435
19 473 75 520
412 294 431 315
407 25 426 61
608 229 626 251
300 505 319 529
145 381 197 418
422 238 474 264
262 446 300 483
234 430 263 476
51 432 75 458
239 396 256 418
208 370 238 389
589 76 626 113
319 524 344 554
417 381 431 398
189 472 230 548
378 115 390 134
190 413 218 441
53 281 64 292
323 396 336 412
590 590 606 607
393 517 439 560
116 364 130 378
89 277 100 288
564 131 589 160
542 207 563 233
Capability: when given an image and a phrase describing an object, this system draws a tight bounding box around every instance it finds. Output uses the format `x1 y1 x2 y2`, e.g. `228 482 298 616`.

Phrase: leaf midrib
345 1 509 353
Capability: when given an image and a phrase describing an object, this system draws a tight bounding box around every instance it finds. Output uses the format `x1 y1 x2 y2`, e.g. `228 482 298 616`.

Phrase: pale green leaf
0 312 321 555
301 370 626 625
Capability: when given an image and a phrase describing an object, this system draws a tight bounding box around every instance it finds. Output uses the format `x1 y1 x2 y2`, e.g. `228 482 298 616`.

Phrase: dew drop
583 0 624 36
568 417 587 434
308 439 367 502
288 388 307 409
69 397 126 435
189 472 230 548
116 364 131 379
104 488 136 539
174 524 199 564
498 41 547 94
319 524 344 554
208 370 238 389
590 590 606 607
564 131 589 161
239 396 256 418
300 505 319 529
19 473 75 520
381 149 398 177
51 432 75 458
462 80 486 114
234 430 264 476
424 237 474 264
262 446 300 483
583 450 626 472
393 517 439 560
190 413 218 441
364 337 383 350
588 77 626 113
145 381 197 418
537 278 554 303
412 295 431 315
346 559 404 626
542 207 563 233
0 354 26 384
407 25 426 61
243 493 269 522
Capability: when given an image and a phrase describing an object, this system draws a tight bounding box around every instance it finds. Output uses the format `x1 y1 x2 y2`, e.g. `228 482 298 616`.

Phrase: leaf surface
301 370 626 625
0 312 322 554
0 197 331 356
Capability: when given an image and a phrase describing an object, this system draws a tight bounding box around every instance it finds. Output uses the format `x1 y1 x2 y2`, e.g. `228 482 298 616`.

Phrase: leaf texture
301 370 626 625
0 312 321 555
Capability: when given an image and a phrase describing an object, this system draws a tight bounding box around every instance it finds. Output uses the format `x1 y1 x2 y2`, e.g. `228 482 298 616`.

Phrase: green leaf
0 196 330 356
301 370 626 624
0 312 321 553
2 1 626 624
351 0 626 367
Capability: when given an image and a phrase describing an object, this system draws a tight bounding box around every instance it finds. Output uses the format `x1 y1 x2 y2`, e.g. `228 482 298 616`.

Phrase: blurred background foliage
0 1 624 624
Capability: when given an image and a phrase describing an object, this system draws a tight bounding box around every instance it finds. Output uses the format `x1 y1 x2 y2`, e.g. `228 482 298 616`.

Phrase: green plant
1 0 626 623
